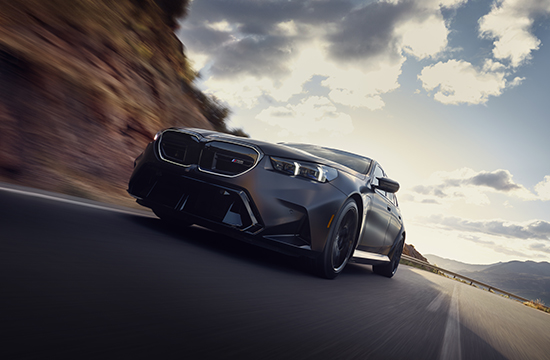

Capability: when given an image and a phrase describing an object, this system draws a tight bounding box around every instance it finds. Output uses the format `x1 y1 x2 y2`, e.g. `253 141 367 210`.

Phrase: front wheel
315 199 359 279
373 236 404 278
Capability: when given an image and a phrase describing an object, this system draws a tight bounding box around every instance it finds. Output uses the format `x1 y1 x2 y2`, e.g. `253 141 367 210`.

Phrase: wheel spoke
331 209 357 271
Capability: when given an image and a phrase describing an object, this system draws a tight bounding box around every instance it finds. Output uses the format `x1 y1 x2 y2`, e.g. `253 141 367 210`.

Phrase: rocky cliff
403 243 428 262
0 0 213 206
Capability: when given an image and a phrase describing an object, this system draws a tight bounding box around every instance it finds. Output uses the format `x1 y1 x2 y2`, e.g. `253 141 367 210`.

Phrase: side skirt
351 249 390 265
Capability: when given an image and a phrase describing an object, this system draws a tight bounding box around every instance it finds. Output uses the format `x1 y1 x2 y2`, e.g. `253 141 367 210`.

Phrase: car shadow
122 213 317 277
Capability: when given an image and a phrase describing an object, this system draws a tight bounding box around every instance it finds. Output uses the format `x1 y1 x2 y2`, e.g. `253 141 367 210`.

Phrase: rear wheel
152 207 193 227
373 236 404 278
315 199 358 279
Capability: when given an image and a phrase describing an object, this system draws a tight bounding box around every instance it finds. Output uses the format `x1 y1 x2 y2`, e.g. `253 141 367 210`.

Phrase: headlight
270 157 338 182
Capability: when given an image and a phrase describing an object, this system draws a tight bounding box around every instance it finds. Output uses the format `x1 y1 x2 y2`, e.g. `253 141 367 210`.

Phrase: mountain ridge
425 254 550 305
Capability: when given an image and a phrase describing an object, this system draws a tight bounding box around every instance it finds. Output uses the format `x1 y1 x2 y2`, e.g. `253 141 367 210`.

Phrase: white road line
0 185 154 218
440 285 461 360
427 292 447 312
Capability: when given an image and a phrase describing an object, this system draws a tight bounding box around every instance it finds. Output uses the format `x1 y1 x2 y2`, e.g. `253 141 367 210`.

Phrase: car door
384 191 402 247
357 165 392 253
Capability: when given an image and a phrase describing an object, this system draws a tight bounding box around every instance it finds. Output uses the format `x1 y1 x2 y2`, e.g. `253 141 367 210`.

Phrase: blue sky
178 0 550 264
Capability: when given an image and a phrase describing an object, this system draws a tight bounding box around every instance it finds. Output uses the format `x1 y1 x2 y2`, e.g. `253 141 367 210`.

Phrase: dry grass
524 299 550 313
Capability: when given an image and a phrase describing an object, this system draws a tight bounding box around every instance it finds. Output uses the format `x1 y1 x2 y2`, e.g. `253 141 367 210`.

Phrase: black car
128 128 405 279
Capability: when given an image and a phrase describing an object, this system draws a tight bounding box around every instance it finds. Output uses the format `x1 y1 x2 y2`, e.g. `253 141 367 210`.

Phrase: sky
177 0 550 265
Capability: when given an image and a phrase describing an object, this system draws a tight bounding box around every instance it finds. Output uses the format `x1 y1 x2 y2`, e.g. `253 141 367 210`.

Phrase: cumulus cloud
429 215 550 241
178 0 548 134
479 0 550 67
178 0 461 111
418 0 550 105
321 59 403 110
535 176 550 201
255 96 354 135
179 0 353 79
396 12 450 59
326 1 413 65
418 60 507 105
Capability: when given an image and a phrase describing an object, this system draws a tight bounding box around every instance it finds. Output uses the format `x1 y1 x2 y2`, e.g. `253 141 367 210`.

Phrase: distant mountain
425 255 550 305
482 261 550 277
425 254 498 273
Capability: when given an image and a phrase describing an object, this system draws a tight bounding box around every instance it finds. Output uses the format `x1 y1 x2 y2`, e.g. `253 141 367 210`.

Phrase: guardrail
400 254 530 303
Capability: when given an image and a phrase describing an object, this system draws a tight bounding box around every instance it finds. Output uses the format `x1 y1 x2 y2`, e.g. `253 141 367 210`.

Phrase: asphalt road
1 184 550 360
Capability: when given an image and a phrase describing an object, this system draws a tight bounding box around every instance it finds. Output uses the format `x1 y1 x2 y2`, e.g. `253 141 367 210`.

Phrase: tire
315 199 359 279
373 236 404 278
152 207 193 227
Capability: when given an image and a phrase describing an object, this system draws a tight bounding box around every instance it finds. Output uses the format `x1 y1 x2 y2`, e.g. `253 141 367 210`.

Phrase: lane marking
0 185 155 218
427 292 447 312
440 285 461 360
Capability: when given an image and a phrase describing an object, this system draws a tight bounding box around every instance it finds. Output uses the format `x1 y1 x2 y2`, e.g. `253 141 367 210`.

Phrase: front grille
199 141 259 176
159 131 200 165
158 130 260 177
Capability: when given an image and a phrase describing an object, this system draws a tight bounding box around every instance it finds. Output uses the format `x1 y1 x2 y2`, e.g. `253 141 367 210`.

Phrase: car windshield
283 143 372 174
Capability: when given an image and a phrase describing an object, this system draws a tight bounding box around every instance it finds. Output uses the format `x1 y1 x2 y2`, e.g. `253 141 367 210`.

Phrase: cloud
324 0 460 65
535 176 550 201
178 0 547 139
209 35 296 79
458 234 529 257
321 60 403 110
459 234 494 245
418 60 507 105
429 215 550 241
418 0 550 106
396 12 450 59
326 1 413 65
421 199 441 204
478 0 550 67
411 168 536 205
469 169 522 191
178 0 461 111
530 243 550 254
179 0 354 79
255 96 354 135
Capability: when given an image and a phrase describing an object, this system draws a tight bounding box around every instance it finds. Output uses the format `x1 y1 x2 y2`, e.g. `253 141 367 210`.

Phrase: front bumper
128 141 348 256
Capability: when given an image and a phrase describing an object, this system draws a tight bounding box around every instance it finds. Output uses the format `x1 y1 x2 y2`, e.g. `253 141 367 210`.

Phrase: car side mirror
375 177 400 193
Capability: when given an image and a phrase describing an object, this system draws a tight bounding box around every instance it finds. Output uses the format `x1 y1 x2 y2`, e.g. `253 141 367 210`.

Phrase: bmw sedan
128 128 405 279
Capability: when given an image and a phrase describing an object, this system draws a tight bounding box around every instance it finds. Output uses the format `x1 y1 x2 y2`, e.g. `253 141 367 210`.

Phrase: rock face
0 0 212 205
403 244 428 262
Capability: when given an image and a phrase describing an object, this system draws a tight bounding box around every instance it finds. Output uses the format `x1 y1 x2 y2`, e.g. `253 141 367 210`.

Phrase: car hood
174 128 364 176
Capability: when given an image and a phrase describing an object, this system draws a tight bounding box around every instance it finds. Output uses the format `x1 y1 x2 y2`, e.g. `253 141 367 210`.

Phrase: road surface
1 184 549 359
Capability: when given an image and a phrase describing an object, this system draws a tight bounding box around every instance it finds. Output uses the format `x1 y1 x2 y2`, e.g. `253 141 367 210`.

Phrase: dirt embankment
0 0 212 207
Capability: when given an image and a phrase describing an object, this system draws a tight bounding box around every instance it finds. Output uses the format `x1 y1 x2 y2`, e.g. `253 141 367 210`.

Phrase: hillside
426 255 550 304
0 0 230 207
425 254 497 273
